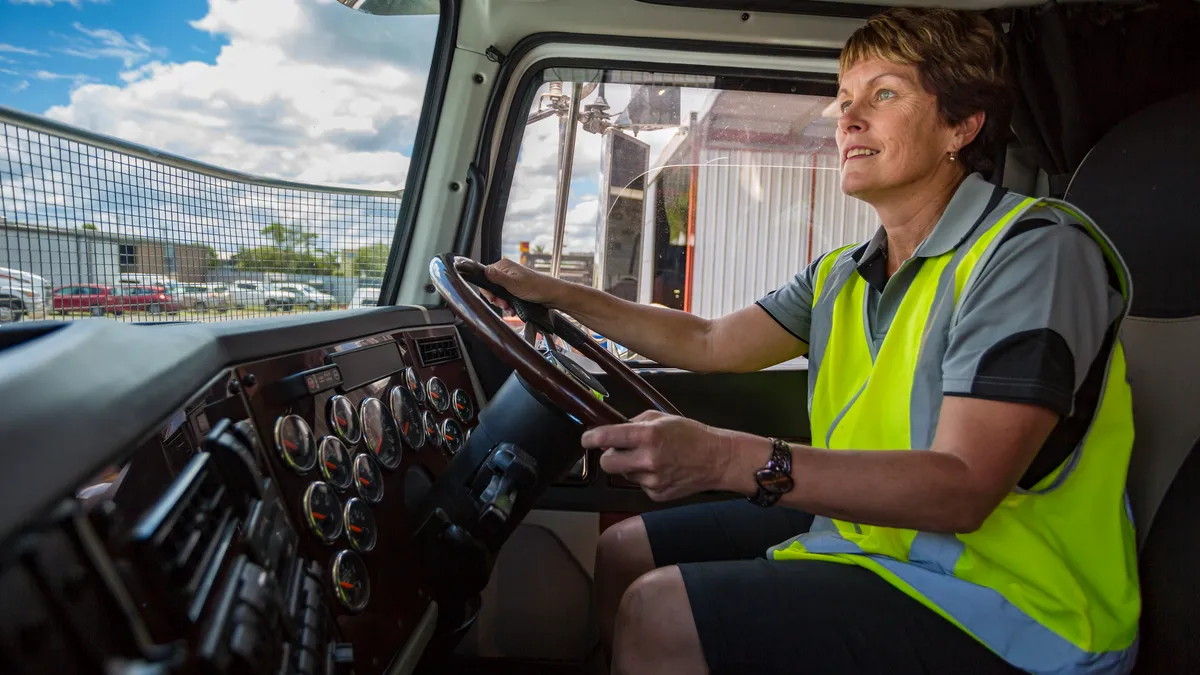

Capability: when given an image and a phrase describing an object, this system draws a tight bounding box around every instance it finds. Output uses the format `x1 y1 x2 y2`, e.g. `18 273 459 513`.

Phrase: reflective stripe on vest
772 197 1140 674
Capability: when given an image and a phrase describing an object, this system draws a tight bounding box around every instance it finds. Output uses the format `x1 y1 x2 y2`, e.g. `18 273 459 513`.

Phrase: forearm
549 282 718 372
718 432 990 533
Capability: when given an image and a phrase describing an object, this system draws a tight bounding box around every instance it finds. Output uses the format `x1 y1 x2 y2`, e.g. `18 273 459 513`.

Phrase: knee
596 516 655 582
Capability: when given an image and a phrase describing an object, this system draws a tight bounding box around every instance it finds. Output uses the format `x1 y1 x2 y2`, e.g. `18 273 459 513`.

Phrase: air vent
416 336 460 366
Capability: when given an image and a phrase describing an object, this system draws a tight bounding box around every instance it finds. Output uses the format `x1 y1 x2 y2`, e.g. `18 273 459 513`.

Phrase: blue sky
1 0 222 114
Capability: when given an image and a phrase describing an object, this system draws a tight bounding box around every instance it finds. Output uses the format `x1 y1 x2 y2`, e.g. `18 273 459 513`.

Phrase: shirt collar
913 172 998 258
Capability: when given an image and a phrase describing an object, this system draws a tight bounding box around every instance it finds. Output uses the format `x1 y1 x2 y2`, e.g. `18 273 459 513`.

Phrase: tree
532 244 547 254
233 222 338 275
350 243 391 279
260 222 319 253
80 223 98 231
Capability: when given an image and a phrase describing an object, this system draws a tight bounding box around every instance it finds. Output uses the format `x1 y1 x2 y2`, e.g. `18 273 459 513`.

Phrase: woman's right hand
480 258 568 312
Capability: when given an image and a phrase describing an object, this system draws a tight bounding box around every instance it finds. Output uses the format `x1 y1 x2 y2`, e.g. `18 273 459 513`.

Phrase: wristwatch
748 437 794 507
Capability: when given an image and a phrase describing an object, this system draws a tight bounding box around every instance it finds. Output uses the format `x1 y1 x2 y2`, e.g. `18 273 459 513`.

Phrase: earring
948 150 958 162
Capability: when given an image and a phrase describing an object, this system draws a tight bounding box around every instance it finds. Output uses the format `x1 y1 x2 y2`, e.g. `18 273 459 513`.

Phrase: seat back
1064 89 1200 671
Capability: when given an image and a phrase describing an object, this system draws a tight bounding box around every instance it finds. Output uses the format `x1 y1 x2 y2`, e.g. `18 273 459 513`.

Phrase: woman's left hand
581 410 739 501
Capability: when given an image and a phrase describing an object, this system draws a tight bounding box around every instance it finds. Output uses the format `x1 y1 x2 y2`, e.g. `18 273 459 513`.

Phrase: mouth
844 146 880 162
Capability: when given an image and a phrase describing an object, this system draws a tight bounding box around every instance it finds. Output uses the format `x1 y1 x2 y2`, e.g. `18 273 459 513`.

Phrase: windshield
0 0 439 323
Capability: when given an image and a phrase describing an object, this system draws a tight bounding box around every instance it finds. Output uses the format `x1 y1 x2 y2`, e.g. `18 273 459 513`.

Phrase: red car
107 286 179 315
52 284 116 316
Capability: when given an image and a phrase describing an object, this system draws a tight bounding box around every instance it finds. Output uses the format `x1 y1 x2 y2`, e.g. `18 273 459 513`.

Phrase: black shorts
641 499 1025 675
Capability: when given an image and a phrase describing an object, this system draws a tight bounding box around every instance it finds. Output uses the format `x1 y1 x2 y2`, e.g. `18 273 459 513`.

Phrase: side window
499 70 879 357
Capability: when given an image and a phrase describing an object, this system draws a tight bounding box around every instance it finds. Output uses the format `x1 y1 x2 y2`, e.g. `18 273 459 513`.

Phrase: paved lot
34 306 346 324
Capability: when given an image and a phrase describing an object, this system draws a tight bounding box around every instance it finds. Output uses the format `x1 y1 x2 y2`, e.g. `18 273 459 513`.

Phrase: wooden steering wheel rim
428 253 681 428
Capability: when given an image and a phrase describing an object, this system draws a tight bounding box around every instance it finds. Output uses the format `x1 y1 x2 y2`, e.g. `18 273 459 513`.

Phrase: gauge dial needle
311 512 326 520
339 581 355 590
444 434 454 442
403 423 409 435
325 460 338 470
336 415 347 425
349 525 363 533
283 440 297 451
430 392 440 400
456 403 464 411
359 477 371 486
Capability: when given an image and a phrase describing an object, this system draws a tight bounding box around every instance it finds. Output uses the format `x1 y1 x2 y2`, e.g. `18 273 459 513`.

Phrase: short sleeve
941 211 1125 416
755 254 824 345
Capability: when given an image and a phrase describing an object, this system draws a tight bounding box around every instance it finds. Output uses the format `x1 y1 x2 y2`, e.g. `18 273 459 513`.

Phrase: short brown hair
840 8 1013 176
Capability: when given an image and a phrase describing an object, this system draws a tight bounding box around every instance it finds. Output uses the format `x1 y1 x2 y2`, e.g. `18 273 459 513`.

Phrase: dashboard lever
474 444 538 531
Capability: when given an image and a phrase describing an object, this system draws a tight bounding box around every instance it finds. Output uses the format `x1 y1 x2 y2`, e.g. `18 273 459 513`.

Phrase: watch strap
748 438 794 507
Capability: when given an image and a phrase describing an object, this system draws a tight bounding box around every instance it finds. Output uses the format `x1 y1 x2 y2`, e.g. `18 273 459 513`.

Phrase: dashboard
0 306 563 675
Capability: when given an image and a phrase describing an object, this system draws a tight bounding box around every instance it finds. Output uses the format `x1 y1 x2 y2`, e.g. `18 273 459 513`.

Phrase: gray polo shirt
757 174 1125 485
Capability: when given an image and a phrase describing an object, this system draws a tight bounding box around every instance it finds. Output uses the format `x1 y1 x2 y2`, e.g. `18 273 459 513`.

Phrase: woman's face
835 58 970 201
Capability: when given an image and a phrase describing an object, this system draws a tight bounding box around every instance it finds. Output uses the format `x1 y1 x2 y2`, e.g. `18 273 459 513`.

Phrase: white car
353 286 382 307
0 267 50 322
228 280 300 311
275 283 337 311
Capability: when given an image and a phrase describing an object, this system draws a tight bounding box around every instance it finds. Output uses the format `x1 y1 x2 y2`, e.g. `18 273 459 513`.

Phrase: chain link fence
0 106 403 324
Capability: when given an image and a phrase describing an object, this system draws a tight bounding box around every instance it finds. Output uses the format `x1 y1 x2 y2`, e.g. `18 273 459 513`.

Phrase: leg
610 566 706 675
616 558 1025 675
595 500 814 660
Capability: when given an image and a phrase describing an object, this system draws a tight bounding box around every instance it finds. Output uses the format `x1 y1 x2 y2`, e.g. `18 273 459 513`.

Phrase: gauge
331 549 370 612
318 436 353 490
327 395 362 446
426 377 450 413
389 386 425 450
405 367 425 405
452 389 474 422
422 411 442 449
343 498 377 552
361 397 401 470
352 453 384 503
274 415 316 473
303 482 343 543
441 418 465 456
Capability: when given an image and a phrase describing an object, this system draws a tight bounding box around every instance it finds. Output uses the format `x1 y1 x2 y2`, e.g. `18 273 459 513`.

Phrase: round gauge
426 377 450 413
318 436 353 490
422 411 442 449
274 415 316 473
389 386 425 450
302 482 343 543
441 418 465 456
327 395 362 446
352 453 384 504
343 498 377 552
361 397 401 470
331 550 370 612
452 389 475 422
405 367 425 405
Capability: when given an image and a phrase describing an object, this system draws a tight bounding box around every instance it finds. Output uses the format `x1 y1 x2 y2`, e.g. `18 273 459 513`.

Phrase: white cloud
0 43 47 57
10 80 30 92
61 23 168 68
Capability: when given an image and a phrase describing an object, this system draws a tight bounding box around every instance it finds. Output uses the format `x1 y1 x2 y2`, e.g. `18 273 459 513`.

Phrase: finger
632 409 668 422
599 448 652 475
582 423 646 449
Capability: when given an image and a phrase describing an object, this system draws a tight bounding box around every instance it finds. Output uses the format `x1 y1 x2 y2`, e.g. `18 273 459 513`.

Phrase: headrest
1065 90 1200 319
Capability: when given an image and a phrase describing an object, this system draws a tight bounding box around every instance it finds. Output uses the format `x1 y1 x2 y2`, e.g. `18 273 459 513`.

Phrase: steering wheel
428 253 681 427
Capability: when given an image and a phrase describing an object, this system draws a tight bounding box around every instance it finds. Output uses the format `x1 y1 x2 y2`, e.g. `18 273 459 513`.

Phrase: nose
838 101 866 136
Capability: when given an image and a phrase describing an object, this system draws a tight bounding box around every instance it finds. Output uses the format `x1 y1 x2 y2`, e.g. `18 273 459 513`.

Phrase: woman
484 8 1139 675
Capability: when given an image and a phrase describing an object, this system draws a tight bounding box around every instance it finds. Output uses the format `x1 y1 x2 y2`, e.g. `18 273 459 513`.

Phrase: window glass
0 0 440 323
499 69 879 359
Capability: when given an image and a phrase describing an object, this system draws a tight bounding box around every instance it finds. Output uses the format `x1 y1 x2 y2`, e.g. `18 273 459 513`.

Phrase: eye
839 99 851 113
876 89 896 102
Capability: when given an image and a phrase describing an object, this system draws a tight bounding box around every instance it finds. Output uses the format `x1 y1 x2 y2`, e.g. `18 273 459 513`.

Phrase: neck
871 167 967 274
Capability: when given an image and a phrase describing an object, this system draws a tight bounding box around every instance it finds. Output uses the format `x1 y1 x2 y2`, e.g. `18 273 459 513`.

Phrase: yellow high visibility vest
772 197 1140 674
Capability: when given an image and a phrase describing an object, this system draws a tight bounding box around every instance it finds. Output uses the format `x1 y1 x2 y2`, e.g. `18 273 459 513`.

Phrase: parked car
0 267 50 322
108 286 179 316
227 280 299 311
275 282 336 311
52 284 116 317
352 285 381 307
175 283 229 312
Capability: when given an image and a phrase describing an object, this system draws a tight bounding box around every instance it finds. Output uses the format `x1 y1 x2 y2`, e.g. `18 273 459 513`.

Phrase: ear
952 110 987 153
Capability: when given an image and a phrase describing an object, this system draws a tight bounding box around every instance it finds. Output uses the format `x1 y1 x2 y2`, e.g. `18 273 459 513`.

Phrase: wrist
716 431 773 496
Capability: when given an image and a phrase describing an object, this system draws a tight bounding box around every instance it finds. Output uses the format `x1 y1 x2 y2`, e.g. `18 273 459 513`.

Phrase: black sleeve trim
968 328 1076 416
754 301 806 342
944 386 1071 417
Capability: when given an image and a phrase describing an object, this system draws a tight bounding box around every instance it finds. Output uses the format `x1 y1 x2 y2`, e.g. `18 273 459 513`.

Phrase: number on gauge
331 550 370 612
426 377 450 413
352 453 384 503
390 385 425 450
343 498 377 552
328 395 362 446
361 397 401 470
303 482 343 543
318 436 352 490
441 419 465 456
422 411 442 449
274 415 316 473
405 367 425 405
